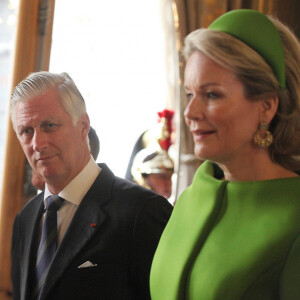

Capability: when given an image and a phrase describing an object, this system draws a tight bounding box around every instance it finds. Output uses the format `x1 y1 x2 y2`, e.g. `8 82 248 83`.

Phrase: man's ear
80 113 90 139
260 96 279 123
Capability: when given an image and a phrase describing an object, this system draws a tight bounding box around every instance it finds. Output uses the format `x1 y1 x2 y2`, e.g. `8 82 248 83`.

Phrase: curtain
0 0 55 297
167 0 300 202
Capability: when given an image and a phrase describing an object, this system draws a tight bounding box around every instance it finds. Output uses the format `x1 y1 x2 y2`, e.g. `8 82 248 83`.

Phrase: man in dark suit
10 71 172 300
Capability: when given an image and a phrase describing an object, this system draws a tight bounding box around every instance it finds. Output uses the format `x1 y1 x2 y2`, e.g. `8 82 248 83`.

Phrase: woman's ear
260 96 279 123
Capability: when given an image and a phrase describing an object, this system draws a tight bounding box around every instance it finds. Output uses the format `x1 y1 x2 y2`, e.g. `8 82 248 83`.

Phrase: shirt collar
44 156 101 206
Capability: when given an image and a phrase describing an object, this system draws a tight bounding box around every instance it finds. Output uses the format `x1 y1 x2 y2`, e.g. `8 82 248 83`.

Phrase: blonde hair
183 17 300 171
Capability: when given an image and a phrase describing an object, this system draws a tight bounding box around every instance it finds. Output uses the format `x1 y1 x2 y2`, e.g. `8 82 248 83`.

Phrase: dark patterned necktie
34 195 64 298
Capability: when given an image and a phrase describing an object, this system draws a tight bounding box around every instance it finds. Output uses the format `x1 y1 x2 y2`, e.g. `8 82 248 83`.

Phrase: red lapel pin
90 223 96 228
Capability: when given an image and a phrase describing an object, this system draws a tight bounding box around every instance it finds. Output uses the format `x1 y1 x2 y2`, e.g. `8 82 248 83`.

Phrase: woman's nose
184 97 204 121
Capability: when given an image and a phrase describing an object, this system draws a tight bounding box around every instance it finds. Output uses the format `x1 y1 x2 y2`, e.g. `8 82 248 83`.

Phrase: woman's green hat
208 9 286 89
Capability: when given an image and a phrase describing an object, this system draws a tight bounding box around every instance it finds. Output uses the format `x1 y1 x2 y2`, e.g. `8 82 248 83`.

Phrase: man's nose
32 130 48 152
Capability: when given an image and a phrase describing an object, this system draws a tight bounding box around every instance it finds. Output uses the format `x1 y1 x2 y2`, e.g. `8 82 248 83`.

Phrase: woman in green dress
150 9 300 300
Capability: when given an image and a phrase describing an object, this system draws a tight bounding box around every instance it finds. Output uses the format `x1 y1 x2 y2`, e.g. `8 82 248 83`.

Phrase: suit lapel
40 164 114 299
21 194 44 300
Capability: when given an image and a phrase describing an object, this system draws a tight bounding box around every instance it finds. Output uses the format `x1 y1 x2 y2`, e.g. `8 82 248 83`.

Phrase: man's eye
21 128 33 136
18 128 33 141
43 123 59 131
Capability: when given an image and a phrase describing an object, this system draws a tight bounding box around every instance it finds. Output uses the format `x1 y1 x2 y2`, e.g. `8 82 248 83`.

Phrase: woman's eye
186 93 193 100
206 91 219 99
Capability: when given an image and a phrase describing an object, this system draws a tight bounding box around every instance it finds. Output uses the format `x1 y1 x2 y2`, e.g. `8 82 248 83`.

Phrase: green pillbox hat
208 9 286 89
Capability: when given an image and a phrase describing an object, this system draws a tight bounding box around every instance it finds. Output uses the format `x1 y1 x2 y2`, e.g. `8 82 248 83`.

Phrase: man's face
145 173 173 199
31 169 45 191
14 88 90 193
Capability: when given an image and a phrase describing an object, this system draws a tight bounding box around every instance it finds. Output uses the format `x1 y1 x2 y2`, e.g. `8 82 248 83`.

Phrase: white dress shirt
43 156 101 244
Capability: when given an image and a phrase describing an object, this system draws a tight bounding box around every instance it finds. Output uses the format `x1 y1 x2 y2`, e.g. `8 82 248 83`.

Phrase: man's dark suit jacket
11 163 173 300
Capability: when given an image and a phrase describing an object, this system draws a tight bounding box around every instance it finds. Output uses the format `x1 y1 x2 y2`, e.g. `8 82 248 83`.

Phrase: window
50 0 173 177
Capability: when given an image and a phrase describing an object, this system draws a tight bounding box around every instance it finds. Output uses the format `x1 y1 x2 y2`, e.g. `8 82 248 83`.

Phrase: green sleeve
280 234 300 299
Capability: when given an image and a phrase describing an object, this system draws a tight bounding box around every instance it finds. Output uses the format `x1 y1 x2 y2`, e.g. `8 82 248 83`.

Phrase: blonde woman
150 9 300 300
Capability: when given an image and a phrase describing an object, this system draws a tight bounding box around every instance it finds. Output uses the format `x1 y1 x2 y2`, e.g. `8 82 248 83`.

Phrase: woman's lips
192 129 215 141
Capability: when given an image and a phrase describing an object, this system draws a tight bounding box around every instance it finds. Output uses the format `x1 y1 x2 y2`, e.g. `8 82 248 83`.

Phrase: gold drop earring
253 121 273 148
